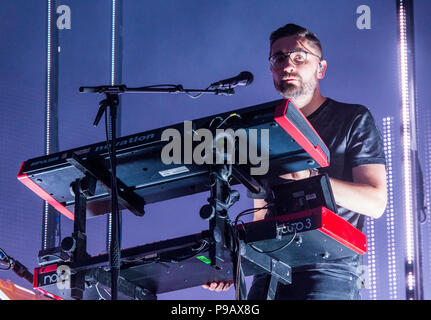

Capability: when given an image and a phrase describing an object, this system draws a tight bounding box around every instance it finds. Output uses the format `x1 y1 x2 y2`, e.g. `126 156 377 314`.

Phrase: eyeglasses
269 50 322 68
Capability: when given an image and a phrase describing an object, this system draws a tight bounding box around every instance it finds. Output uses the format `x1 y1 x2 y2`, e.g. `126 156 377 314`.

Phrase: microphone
210 71 254 88
0 251 33 284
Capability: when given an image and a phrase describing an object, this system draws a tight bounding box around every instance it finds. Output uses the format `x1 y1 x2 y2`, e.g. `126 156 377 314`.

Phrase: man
203 23 387 300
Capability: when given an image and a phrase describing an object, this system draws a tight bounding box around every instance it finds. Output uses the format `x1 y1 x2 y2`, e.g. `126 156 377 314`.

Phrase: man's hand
253 169 312 221
202 280 234 292
280 169 312 180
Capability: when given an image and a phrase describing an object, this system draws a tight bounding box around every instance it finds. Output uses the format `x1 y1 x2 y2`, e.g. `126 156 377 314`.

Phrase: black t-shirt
247 97 386 274
306 97 386 231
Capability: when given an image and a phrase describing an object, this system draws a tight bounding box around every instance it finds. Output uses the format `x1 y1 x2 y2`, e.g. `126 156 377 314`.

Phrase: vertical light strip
46 0 52 156
365 217 377 300
383 116 398 299
106 0 117 248
424 110 431 295
398 2 416 297
43 0 60 250
111 0 117 86
42 0 54 250
398 0 424 299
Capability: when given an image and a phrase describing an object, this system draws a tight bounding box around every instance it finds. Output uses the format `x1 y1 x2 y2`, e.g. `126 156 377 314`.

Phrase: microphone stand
79 84 235 95
80 84 235 300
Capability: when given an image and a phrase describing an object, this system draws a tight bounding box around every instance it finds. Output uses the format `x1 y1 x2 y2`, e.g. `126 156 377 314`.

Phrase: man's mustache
281 73 301 81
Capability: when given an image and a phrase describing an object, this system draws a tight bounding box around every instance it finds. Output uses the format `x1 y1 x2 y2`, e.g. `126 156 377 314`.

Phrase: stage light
383 116 398 299
43 0 55 250
107 0 122 250
424 109 431 296
397 0 424 300
398 3 415 267
111 0 117 86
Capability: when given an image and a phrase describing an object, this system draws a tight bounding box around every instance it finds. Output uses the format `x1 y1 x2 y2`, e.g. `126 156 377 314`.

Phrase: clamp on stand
199 163 248 299
60 175 96 300
200 164 239 268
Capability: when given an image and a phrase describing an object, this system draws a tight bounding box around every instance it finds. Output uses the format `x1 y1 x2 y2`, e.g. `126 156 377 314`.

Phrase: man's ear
318 60 327 79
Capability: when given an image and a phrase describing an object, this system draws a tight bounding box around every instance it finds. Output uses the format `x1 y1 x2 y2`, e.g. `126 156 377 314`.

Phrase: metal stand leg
65 176 95 300
199 164 239 270
266 275 279 300
240 243 292 300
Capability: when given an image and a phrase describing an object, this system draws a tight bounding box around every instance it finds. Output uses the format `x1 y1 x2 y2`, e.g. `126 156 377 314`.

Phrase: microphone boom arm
80 85 234 96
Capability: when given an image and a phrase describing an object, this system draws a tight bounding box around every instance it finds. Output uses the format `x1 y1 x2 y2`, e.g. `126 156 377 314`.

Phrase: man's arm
253 164 387 221
253 199 268 221
329 163 387 219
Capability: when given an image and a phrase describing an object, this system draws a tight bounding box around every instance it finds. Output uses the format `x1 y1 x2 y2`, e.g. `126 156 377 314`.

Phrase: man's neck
290 91 327 117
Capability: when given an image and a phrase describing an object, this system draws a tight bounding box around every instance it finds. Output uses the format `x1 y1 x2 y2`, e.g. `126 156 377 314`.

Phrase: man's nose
282 58 296 73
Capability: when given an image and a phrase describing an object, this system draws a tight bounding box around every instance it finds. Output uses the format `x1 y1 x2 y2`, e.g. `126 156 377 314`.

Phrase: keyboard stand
66 153 146 217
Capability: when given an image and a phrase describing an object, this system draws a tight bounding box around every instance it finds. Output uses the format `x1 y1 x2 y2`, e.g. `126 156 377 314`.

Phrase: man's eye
275 55 287 62
293 54 305 62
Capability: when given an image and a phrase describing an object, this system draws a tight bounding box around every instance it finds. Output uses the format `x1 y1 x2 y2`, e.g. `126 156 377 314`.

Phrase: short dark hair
270 23 322 57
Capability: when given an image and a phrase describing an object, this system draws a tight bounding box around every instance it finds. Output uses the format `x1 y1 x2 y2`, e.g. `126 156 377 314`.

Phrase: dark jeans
247 270 361 300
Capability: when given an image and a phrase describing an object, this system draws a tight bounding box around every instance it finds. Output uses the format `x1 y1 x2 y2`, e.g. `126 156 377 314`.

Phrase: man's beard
274 75 317 99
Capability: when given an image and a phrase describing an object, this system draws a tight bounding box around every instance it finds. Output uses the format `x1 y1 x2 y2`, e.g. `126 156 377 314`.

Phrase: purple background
1 0 430 300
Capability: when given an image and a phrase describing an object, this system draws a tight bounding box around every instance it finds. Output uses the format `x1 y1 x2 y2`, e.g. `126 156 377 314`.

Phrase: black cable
229 203 297 298
165 240 210 263
183 86 209 99
138 84 179 88
230 224 246 300
249 229 297 254
136 84 209 99
126 240 210 266
229 204 271 300
233 204 297 255
233 204 272 228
